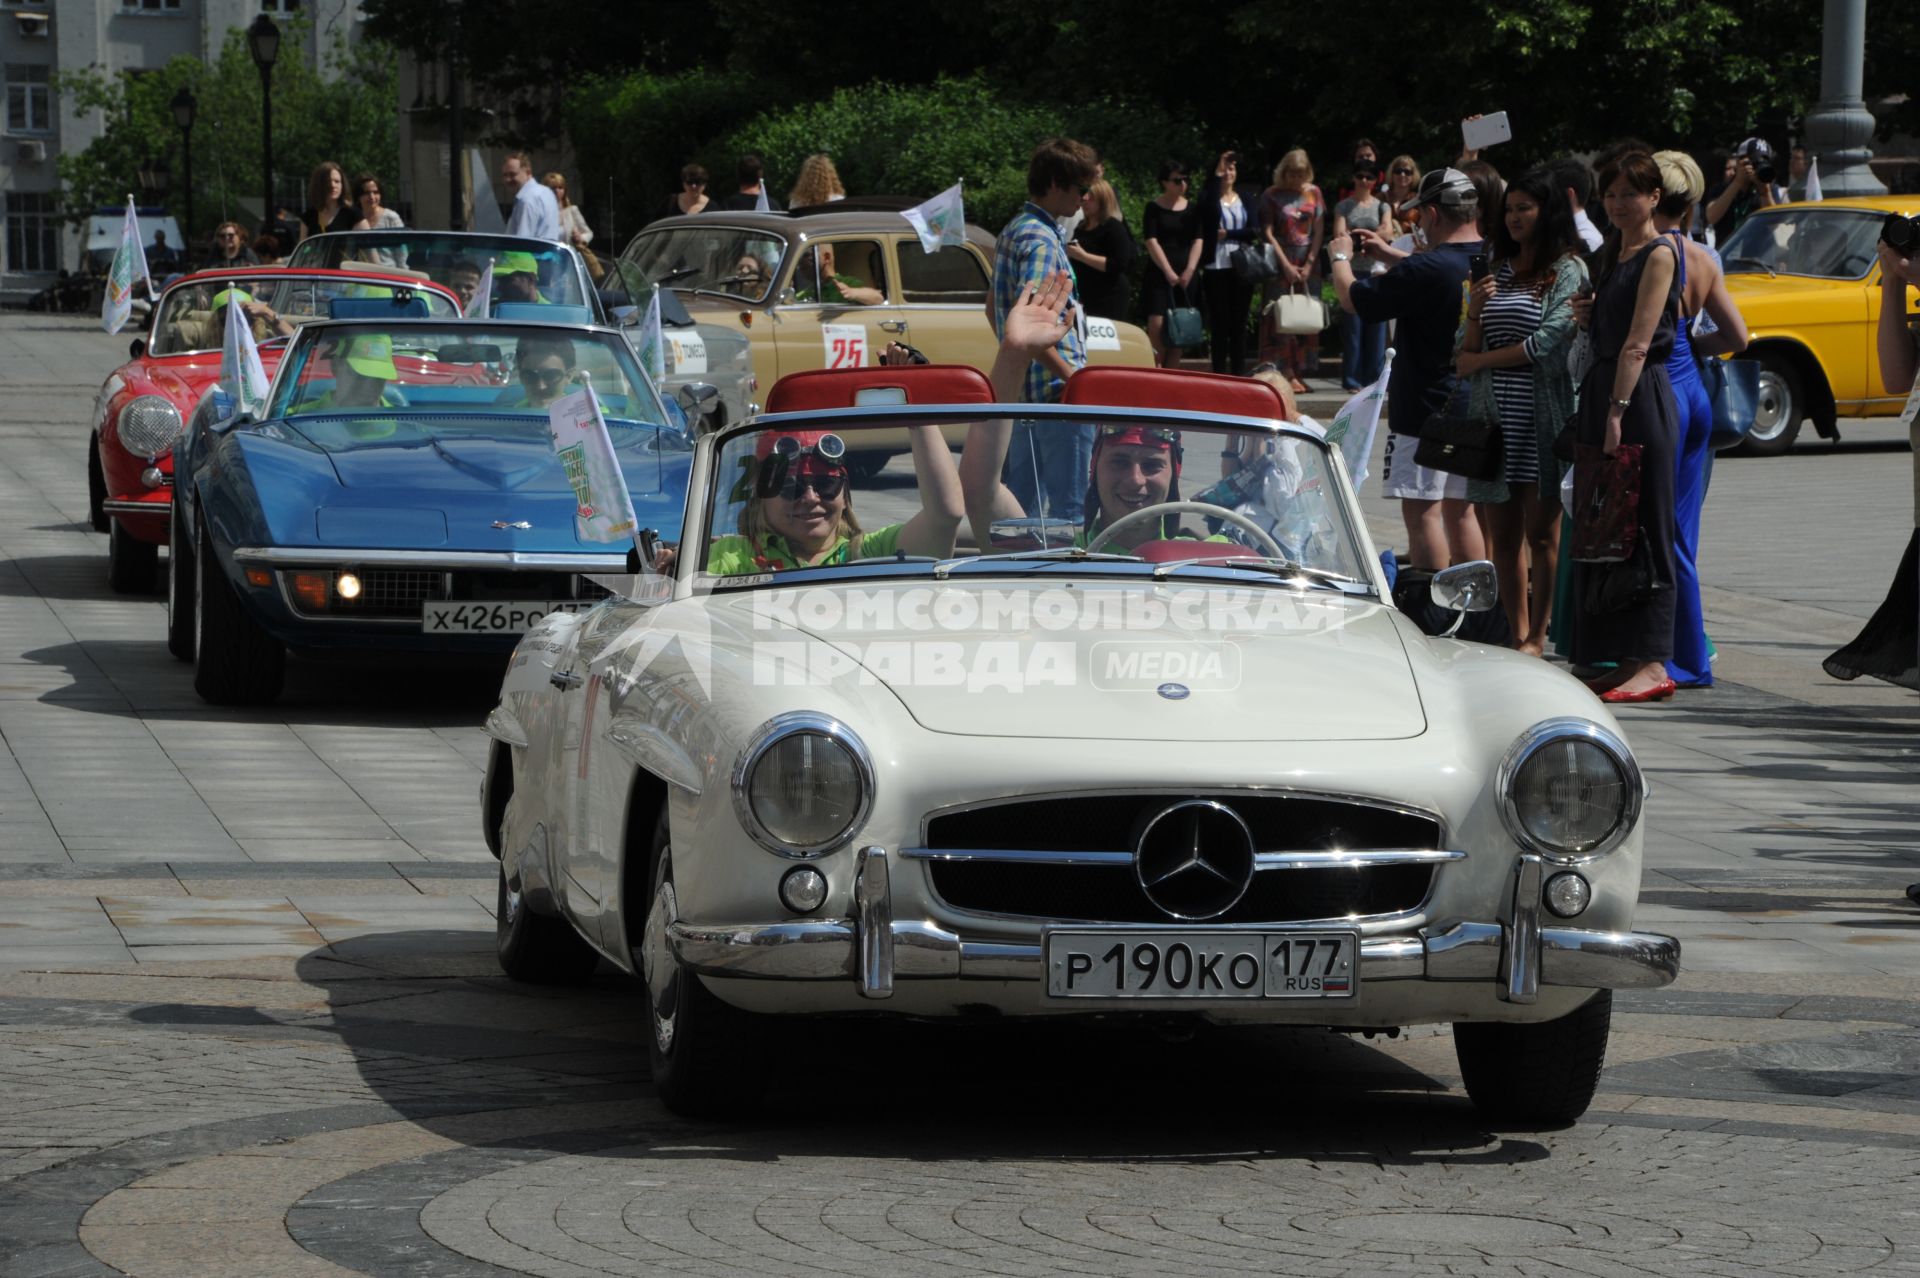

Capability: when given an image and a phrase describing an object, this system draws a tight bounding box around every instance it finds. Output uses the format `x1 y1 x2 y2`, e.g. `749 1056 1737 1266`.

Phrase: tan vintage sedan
618 207 1155 475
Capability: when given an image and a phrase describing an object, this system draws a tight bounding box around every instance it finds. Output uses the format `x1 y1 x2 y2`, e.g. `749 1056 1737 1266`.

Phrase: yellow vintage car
614 208 1155 475
1719 194 1920 455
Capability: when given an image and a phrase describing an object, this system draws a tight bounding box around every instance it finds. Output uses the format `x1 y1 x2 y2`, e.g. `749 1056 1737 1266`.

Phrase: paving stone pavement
0 313 1917 1277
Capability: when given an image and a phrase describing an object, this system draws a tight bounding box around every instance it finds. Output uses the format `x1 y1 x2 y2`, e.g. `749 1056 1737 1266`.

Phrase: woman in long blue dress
1652 151 1750 688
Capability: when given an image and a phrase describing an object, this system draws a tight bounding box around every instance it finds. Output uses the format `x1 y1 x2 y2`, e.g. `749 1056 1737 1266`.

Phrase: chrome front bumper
668 849 1681 1004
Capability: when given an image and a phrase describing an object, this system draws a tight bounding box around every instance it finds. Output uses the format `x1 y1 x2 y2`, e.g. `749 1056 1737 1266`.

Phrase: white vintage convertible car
480 363 1679 1125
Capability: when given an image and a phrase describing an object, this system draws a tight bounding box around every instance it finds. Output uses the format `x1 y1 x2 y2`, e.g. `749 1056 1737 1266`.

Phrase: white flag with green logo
100 196 151 335
637 290 665 385
472 258 494 317
548 383 638 544
901 182 967 254
220 293 272 418
1323 347 1393 496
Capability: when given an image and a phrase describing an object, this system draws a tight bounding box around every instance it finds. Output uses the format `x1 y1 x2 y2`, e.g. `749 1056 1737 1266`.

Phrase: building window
260 0 300 9
6 193 60 273
120 0 184 11
6 65 51 134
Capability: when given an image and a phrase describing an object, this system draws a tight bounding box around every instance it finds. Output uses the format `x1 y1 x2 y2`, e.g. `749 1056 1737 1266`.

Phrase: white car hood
721 581 1427 742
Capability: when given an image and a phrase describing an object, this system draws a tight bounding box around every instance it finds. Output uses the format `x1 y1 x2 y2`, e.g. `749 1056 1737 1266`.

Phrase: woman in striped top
1455 167 1588 655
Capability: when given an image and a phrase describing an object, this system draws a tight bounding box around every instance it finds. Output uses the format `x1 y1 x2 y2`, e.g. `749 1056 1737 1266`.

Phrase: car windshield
691 414 1370 586
266 324 669 439
1721 208 1886 280
624 225 787 303
148 276 458 355
287 233 591 313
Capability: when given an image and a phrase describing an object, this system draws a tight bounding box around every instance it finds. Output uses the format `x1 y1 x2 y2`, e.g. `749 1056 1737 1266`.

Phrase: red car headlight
117 395 183 460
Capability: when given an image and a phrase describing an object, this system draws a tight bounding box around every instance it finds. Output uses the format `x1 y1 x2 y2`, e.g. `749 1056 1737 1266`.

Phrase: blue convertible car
169 316 694 705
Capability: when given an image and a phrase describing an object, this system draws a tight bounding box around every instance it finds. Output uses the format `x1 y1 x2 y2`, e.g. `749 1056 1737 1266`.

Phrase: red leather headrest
1063 367 1286 418
764 364 995 413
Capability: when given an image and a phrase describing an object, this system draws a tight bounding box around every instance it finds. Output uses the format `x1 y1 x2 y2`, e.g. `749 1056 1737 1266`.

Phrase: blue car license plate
421 600 592 634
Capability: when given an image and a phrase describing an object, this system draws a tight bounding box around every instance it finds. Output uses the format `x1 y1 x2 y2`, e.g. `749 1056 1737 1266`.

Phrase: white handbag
1265 285 1328 336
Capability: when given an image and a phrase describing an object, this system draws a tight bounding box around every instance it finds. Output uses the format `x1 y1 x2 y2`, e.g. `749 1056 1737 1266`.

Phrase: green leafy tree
56 17 397 251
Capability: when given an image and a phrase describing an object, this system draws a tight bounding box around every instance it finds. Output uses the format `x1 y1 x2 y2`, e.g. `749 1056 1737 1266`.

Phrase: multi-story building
1 0 353 303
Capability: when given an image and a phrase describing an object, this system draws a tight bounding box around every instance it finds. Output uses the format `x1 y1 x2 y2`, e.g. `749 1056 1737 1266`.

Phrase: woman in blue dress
1651 150 1750 688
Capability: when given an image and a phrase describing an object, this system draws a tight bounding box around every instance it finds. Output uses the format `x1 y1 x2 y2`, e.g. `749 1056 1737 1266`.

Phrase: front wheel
165 498 194 661
87 441 109 533
642 806 763 1118
107 518 160 594
191 519 285 705
1736 350 1806 457
1453 990 1612 1128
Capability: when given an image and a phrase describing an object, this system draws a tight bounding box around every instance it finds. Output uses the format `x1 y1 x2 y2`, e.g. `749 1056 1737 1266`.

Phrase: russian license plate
421 600 592 634
1045 930 1358 1000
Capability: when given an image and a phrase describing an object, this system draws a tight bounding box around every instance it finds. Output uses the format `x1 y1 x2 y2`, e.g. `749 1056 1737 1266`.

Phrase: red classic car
89 267 465 591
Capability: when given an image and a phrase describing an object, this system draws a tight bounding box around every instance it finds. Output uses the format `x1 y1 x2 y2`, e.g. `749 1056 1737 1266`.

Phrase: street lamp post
446 0 465 231
170 87 196 264
1802 0 1885 197
246 15 281 230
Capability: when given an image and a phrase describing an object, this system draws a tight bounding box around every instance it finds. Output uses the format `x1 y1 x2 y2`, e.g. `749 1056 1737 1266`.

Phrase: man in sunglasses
509 334 580 409
702 427 962 575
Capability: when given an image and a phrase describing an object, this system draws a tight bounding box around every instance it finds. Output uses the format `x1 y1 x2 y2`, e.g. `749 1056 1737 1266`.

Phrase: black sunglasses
1391 167 1415 176
776 473 846 501
520 366 569 388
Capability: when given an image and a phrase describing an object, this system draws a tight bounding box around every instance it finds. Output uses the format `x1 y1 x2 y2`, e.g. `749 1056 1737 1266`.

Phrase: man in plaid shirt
992 137 1100 524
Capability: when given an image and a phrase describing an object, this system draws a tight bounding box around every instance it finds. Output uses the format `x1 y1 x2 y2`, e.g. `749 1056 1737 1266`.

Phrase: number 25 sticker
822 323 867 369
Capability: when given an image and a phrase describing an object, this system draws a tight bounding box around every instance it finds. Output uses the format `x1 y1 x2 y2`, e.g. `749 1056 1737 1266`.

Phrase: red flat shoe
1599 679 1677 704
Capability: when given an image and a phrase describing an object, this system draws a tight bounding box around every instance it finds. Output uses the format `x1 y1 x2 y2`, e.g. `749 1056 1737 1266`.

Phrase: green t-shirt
706 523 905 575
794 274 864 305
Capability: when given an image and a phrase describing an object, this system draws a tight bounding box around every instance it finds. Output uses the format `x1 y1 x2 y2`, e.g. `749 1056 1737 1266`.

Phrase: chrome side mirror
777 287 797 306
676 382 719 418
1430 560 1497 637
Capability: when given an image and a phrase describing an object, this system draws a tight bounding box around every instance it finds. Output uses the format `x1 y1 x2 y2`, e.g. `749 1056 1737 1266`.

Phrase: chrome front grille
917 793 1445 924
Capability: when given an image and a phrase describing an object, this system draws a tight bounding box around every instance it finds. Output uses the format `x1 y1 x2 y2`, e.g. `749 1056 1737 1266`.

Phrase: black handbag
1414 375 1504 480
1233 243 1279 286
1583 529 1668 614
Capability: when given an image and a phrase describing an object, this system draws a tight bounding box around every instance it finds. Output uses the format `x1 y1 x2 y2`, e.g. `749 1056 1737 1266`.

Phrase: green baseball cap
210 288 253 311
496 251 540 277
342 333 398 380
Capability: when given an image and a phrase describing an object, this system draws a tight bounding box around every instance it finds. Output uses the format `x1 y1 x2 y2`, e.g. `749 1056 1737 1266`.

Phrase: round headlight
732 713 872 857
1498 719 1641 863
117 395 184 460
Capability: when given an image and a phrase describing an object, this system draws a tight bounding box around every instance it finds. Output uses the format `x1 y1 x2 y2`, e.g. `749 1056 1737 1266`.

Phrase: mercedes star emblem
1157 682 1190 700
1133 799 1257 920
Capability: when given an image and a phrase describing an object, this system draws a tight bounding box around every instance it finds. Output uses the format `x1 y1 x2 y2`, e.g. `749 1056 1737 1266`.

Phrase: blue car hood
254 415 690 550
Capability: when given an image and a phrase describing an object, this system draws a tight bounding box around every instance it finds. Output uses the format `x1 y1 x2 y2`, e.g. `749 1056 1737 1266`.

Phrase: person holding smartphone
1453 166 1590 656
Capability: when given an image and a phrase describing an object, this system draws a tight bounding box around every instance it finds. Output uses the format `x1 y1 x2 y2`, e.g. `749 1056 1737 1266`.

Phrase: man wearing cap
1327 166 1487 570
501 152 563 243
210 288 295 343
495 252 549 305
1703 137 1779 245
292 333 407 428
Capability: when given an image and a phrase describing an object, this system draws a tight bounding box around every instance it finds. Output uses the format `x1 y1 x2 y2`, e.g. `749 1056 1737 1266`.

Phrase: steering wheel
1085 501 1287 560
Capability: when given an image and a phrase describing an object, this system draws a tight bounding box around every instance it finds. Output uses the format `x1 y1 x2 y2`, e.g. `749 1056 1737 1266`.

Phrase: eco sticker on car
666 331 707 375
1086 316 1123 352
821 323 868 369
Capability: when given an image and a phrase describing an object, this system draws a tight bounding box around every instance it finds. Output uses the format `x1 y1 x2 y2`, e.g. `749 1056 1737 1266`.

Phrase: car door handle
549 668 584 691
878 319 908 333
